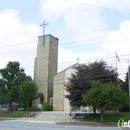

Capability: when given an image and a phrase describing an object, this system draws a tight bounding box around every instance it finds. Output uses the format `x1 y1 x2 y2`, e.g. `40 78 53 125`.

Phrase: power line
63 38 130 48
23 58 130 70
0 24 130 49
60 24 130 38
0 77 126 86
0 30 130 50
0 53 129 77
65 0 130 14
1 38 130 54
0 52 130 77
24 63 129 76
0 41 37 49
60 31 130 45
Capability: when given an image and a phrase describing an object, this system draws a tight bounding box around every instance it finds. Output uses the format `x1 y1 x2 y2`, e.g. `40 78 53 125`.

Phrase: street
0 120 119 130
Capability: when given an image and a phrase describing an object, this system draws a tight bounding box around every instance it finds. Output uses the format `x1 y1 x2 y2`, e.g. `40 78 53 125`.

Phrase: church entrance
40 93 44 104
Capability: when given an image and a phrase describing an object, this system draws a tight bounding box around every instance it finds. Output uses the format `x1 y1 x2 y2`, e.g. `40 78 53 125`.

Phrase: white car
18 108 24 111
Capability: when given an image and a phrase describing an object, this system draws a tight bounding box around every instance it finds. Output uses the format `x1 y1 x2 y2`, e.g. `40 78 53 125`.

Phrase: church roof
55 63 80 76
38 34 59 40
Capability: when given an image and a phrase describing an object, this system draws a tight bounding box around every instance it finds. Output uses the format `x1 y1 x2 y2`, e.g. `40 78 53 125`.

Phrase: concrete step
35 111 71 119
35 111 94 120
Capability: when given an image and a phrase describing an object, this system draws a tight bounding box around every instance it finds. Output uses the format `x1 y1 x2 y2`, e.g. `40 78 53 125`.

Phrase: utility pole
40 19 49 45
115 52 120 113
128 60 130 113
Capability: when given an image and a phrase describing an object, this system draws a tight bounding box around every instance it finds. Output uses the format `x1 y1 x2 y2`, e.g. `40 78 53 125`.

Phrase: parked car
72 113 88 119
18 108 24 111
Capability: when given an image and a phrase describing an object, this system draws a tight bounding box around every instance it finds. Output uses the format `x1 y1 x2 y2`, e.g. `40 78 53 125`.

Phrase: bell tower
33 34 58 106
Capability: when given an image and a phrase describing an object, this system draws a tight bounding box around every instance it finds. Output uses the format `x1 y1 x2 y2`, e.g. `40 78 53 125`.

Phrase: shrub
42 102 52 111
27 106 40 111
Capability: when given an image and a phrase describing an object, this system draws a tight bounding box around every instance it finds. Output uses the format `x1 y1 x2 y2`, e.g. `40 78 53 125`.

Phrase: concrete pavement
0 120 119 130
0 117 69 124
16 117 64 124
0 111 117 127
0 117 117 127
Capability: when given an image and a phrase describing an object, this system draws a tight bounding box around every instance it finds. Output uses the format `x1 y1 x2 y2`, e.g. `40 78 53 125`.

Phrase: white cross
40 19 49 45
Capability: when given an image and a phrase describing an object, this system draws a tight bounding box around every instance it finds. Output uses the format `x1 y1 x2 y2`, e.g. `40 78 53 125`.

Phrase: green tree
65 60 117 114
18 77 41 111
123 66 130 92
0 79 7 104
83 81 128 123
120 67 130 112
0 61 25 111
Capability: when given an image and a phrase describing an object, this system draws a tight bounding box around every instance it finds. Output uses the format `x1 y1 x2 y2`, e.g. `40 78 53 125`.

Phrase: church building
53 63 79 111
33 34 93 112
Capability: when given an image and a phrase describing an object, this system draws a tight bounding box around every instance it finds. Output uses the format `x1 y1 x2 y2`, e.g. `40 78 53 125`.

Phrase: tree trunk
27 103 28 111
93 108 96 116
10 102 12 111
101 110 104 123
116 107 119 113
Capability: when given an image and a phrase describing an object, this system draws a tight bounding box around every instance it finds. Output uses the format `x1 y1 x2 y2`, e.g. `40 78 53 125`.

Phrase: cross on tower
40 19 49 45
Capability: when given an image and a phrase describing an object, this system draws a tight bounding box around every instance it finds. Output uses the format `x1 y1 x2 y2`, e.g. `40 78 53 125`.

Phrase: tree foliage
0 79 7 104
0 61 25 110
0 61 40 111
122 66 130 92
120 67 130 112
65 60 117 108
18 77 41 111
82 81 128 123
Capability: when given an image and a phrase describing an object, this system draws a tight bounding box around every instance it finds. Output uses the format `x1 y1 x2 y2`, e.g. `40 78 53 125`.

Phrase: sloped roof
55 63 80 76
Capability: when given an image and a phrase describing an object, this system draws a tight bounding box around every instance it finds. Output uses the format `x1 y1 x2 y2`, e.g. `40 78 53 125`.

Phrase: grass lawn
0 111 30 118
83 113 130 123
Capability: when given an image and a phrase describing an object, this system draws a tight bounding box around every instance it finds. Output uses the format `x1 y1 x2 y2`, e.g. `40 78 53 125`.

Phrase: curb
0 118 16 121
56 122 117 127
6 120 56 124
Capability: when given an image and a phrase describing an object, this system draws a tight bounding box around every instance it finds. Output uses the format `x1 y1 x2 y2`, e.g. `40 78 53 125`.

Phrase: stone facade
33 34 58 106
53 64 78 111
53 70 65 111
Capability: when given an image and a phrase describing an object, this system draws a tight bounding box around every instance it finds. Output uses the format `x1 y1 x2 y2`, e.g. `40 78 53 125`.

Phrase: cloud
0 9 41 77
58 46 107 72
101 20 130 80
41 0 76 21
63 4 107 43
40 0 130 80
103 20 130 53
0 0 129 81
64 0 130 12
41 0 130 22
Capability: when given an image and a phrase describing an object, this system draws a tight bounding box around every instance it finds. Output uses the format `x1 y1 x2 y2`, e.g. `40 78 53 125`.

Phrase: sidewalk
16 117 65 124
